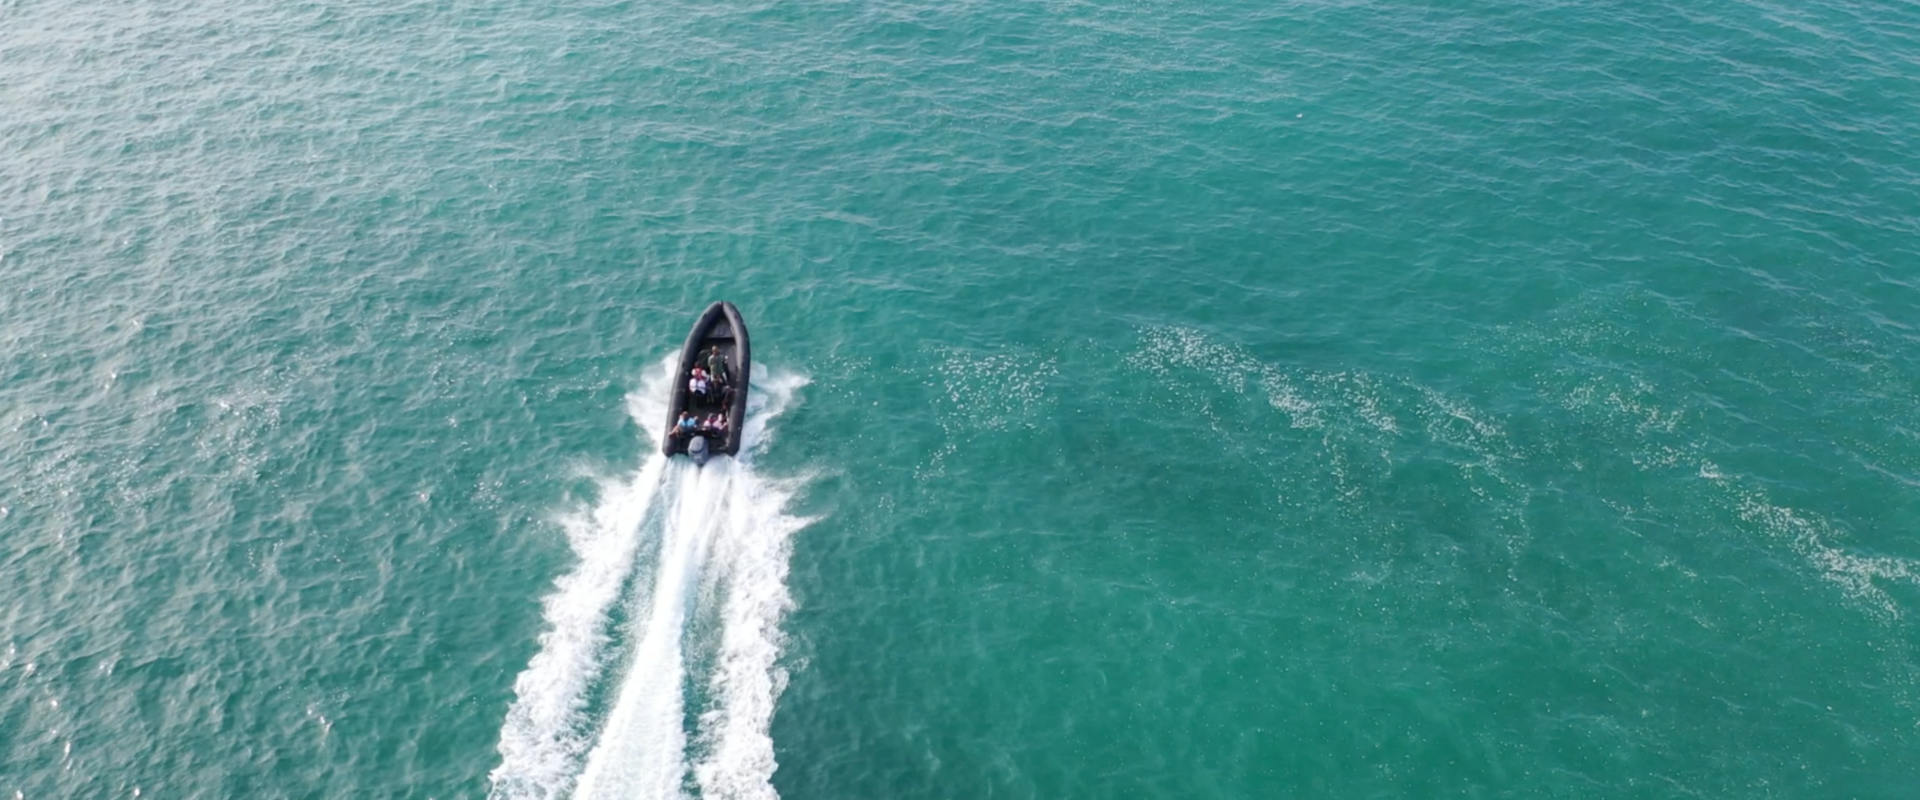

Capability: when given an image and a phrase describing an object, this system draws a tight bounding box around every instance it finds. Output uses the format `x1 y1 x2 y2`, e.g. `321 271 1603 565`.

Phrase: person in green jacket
705 346 731 387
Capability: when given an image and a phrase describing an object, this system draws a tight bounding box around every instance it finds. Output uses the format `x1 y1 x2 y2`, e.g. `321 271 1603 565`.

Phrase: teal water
6 0 1920 796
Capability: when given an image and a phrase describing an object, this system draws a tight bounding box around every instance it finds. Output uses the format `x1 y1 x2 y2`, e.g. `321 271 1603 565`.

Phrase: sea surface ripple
4 0 1920 797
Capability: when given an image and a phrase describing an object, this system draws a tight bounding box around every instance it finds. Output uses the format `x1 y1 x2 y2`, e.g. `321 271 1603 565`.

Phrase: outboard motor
688 435 710 466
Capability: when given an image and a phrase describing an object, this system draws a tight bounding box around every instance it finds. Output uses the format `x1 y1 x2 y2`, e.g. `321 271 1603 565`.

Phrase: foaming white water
490 361 678 800
696 373 812 800
577 371 811 800
571 462 724 799
492 360 810 800
692 467 810 800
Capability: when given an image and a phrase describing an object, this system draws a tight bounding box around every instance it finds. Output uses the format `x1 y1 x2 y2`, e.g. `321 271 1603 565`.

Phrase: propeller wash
490 360 813 800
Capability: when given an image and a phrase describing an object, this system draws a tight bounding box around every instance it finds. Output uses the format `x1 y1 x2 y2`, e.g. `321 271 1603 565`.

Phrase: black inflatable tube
662 301 750 458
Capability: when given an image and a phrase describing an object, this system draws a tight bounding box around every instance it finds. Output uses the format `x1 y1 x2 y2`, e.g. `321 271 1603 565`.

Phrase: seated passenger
706 412 726 432
672 412 698 437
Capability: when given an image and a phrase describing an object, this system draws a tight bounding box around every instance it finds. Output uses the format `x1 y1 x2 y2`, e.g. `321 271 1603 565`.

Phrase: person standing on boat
706 346 730 387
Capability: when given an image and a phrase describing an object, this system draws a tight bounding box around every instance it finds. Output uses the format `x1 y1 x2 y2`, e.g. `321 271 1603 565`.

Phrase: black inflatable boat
662 301 750 464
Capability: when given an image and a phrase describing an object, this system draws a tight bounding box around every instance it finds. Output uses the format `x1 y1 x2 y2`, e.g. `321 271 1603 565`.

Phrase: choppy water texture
6 0 1920 796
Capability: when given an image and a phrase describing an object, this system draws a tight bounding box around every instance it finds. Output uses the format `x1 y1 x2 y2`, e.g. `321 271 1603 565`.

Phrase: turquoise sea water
7 0 1920 796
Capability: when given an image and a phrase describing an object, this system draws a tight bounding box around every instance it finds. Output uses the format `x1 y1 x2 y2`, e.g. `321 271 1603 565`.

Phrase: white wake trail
572 462 728 799
492 362 812 800
573 370 811 800
490 362 679 800
692 465 809 800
